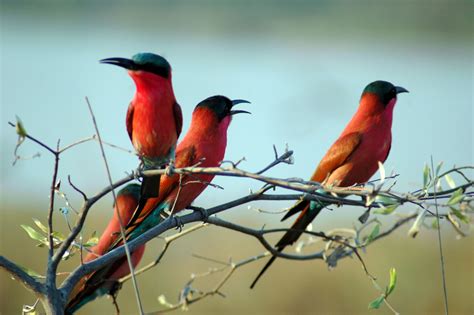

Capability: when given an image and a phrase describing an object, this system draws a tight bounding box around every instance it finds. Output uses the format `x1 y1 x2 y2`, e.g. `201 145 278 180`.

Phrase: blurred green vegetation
1 202 473 314
1 0 473 314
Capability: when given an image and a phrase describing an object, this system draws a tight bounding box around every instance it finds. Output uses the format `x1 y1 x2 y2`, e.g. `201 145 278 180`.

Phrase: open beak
100 57 138 71
230 99 251 115
395 86 409 94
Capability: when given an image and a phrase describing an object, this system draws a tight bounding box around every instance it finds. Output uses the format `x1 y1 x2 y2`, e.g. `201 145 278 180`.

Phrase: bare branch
119 223 207 283
0 256 44 296
8 121 57 156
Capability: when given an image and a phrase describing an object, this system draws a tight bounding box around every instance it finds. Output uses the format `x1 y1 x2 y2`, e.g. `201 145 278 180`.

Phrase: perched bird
100 53 183 203
66 96 249 313
250 80 408 288
65 184 145 314
123 95 250 242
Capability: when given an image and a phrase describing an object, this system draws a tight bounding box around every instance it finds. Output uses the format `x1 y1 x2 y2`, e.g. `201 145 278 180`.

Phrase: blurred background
1 0 472 314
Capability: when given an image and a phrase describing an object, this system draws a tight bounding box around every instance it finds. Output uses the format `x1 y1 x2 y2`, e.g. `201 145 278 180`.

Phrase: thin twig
8 121 57 155
85 97 144 315
46 140 60 293
119 223 207 283
431 157 449 315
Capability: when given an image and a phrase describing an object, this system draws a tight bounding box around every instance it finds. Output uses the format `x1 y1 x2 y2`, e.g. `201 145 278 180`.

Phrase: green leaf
33 218 48 234
52 231 65 241
386 268 397 296
378 161 386 183
373 204 398 215
83 236 99 248
447 188 464 205
431 219 439 229
15 115 27 138
450 207 470 224
365 224 380 244
435 161 444 176
374 195 397 206
21 225 47 244
444 174 456 189
423 164 430 188
368 295 385 309
408 210 427 238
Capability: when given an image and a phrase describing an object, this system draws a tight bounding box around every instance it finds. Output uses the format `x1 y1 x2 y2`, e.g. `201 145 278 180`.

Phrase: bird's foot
165 159 175 176
173 215 184 232
188 205 208 222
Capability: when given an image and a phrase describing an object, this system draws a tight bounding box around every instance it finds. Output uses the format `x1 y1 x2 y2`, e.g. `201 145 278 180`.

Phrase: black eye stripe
138 63 170 78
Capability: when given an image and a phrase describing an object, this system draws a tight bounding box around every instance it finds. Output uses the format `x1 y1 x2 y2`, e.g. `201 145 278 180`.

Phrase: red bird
123 95 250 242
100 53 183 202
250 80 408 288
66 96 249 313
66 184 145 313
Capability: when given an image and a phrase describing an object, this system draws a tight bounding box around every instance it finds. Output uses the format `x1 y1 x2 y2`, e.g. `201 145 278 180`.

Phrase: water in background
1 1 472 314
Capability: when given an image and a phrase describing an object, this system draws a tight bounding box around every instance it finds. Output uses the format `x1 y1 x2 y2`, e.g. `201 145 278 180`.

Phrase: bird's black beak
230 109 251 115
231 99 251 106
100 57 138 71
395 86 409 94
230 99 251 115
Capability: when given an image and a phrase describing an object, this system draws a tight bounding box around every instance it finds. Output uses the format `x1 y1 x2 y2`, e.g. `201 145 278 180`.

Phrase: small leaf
365 224 380 244
365 194 375 207
33 218 48 234
375 195 397 205
378 161 385 183
83 236 99 248
373 204 398 215
15 115 28 138
447 188 464 205
408 210 427 238
422 164 430 188
431 219 439 229
435 178 442 191
386 268 397 296
158 294 174 308
450 207 469 224
435 161 444 176
444 174 456 189
51 231 65 241
368 295 385 309
21 225 47 244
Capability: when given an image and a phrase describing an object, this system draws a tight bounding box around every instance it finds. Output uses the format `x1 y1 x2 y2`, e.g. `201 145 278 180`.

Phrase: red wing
124 145 197 231
174 144 196 168
310 132 362 183
126 102 134 142
173 102 183 139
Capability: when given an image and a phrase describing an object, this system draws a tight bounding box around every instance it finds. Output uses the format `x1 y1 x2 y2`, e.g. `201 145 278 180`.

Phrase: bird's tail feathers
250 202 325 288
141 175 161 199
281 199 310 221
250 249 280 289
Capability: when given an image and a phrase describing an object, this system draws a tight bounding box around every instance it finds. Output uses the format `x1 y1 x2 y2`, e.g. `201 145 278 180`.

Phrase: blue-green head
100 52 171 78
362 80 408 105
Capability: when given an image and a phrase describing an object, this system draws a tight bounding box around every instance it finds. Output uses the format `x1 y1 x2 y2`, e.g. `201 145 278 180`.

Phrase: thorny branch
2 120 473 314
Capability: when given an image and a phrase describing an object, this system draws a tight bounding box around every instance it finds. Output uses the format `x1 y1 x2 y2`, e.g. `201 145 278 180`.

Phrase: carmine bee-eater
66 184 145 314
250 80 408 288
100 53 183 203
66 96 249 313
122 95 250 242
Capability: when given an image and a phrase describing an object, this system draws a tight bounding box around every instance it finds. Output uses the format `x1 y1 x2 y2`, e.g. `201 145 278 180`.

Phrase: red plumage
250 81 407 288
